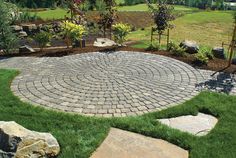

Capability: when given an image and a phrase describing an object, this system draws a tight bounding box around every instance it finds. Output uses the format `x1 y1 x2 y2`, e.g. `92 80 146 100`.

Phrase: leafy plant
0 0 18 54
195 52 209 65
112 23 131 45
168 42 186 57
61 21 87 48
98 0 117 38
200 47 214 60
146 43 159 51
146 0 174 46
33 31 52 52
16 12 39 23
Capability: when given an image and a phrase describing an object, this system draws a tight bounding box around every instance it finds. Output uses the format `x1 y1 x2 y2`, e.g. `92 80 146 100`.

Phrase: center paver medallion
0 51 205 117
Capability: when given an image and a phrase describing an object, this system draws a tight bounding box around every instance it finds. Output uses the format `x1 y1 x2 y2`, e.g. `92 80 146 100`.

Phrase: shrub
0 0 18 54
112 23 131 45
200 47 214 59
61 21 87 48
146 43 159 51
17 12 39 23
195 52 209 65
168 42 186 57
33 31 52 52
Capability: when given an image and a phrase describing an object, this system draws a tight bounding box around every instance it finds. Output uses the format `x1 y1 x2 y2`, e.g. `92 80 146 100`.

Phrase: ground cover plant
1 69 236 158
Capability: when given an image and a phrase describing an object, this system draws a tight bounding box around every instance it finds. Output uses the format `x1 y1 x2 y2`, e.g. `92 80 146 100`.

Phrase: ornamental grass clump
61 21 87 48
112 23 131 45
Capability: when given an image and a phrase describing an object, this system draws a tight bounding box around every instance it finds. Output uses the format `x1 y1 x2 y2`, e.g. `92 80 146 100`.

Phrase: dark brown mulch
0 46 235 74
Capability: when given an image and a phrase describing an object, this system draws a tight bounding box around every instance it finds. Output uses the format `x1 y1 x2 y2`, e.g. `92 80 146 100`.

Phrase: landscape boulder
232 58 236 65
19 45 35 54
21 24 38 35
0 121 60 158
18 31 28 38
11 25 23 32
212 47 225 59
180 40 199 54
93 38 117 47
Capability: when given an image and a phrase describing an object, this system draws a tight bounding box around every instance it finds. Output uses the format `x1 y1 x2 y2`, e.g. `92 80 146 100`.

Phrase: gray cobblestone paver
0 51 235 117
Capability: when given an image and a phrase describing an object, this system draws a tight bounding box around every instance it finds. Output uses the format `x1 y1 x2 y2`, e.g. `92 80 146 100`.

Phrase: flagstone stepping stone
91 128 188 158
158 113 218 136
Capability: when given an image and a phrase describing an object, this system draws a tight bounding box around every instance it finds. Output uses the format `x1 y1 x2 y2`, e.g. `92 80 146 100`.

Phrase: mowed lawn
31 5 197 20
33 8 233 48
129 11 234 48
1 69 236 158
31 8 69 20
118 4 198 11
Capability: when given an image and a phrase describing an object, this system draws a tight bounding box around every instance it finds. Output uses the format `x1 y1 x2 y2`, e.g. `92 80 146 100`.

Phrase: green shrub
200 47 214 59
0 0 18 54
17 12 39 23
61 21 87 48
168 42 186 57
146 43 159 51
112 23 131 45
195 52 209 65
33 31 52 51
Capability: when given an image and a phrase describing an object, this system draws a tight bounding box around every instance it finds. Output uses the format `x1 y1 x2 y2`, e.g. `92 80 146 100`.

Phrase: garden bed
1 46 235 74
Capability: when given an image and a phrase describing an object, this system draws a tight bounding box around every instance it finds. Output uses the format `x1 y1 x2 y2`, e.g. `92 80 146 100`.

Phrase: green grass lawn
129 11 234 48
32 8 69 20
31 5 198 20
1 69 236 158
118 4 198 11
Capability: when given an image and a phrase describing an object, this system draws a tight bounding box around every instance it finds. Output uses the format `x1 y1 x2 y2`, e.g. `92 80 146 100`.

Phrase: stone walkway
0 51 235 117
158 113 218 136
91 128 188 158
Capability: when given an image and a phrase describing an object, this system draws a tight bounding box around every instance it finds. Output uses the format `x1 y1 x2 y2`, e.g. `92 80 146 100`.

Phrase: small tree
33 31 52 52
66 0 86 24
98 0 117 39
146 0 174 46
0 0 18 54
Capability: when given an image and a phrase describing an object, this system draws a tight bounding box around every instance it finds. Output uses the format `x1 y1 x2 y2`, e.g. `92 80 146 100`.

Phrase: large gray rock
232 58 236 65
18 31 28 38
180 40 199 54
19 45 35 54
212 47 225 59
11 25 23 32
0 121 60 158
21 24 38 35
93 38 117 47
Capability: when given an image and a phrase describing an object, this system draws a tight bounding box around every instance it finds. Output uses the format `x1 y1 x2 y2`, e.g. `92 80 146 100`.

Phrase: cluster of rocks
11 22 62 38
11 24 38 38
179 40 232 61
0 121 60 158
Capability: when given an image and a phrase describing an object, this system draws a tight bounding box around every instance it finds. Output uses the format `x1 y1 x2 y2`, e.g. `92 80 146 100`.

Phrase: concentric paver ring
0 51 205 117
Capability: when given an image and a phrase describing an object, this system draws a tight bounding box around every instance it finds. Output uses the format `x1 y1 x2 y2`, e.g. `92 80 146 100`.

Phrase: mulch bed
1 45 235 74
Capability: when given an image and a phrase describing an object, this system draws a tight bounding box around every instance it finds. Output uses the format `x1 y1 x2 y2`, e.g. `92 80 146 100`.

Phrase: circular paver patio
0 51 206 117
